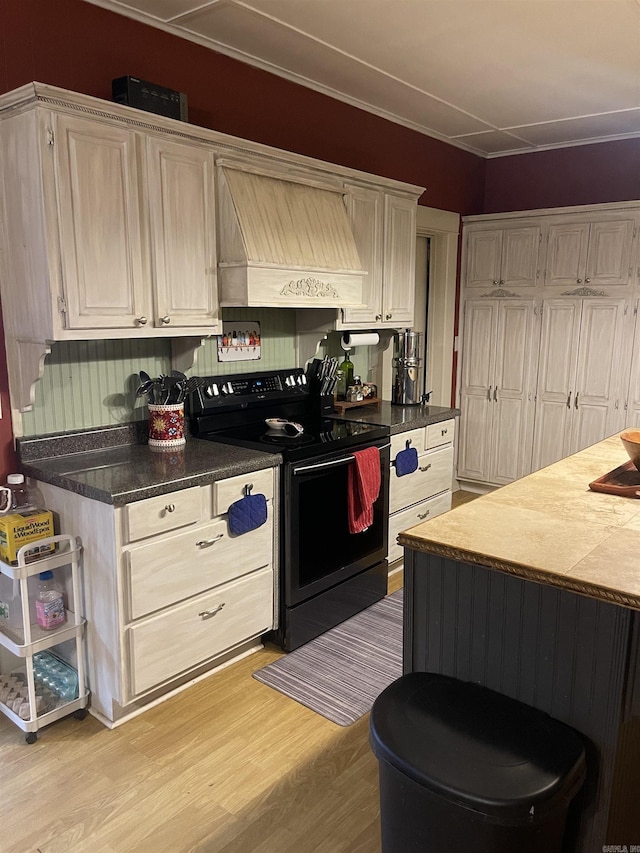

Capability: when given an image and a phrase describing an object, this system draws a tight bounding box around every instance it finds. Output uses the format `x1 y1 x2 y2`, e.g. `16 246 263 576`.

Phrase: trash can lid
370 673 586 824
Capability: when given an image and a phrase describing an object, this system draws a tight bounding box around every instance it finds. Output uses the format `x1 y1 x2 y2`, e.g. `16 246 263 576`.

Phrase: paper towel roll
341 332 380 350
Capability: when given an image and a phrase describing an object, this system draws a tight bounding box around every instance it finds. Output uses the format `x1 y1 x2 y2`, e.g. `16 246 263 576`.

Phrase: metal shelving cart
0 534 89 743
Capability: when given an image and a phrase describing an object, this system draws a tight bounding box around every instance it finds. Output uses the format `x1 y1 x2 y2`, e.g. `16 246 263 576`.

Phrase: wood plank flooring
0 571 404 853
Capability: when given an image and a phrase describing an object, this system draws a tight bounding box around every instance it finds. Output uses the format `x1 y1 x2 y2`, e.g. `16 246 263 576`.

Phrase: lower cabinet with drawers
387 419 455 564
34 466 277 726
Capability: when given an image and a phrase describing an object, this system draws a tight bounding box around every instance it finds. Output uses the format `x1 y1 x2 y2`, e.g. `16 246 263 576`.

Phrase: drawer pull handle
199 603 225 620
196 534 224 548
418 510 430 519
164 503 176 513
441 429 447 436
419 463 432 472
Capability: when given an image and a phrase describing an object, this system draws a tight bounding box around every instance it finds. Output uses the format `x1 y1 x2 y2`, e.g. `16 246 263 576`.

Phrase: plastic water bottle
0 473 44 514
35 571 66 630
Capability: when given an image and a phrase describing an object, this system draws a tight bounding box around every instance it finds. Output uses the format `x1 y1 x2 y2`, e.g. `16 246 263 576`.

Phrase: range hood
217 164 366 308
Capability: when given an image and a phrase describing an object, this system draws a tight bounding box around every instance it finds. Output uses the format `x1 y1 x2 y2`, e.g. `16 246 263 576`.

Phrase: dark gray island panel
404 549 640 852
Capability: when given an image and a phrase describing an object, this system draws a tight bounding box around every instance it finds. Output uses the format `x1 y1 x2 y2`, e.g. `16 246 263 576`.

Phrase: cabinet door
489 300 538 484
531 300 581 470
545 223 589 288
457 300 496 481
500 227 540 288
146 136 219 329
571 299 627 453
341 185 384 326
465 230 503 288
383 194 416 326
53 113 148 329
585 220 635 287
623 303 640 427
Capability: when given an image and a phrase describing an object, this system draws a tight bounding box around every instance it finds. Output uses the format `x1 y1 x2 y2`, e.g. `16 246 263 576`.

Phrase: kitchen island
399 433 640 852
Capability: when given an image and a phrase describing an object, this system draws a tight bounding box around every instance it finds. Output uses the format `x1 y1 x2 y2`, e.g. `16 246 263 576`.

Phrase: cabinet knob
493 280 499 285
577 278 582 284
160 316 171 325
585 278 591 283
499 280 505 285
164 503 176 513
136 316 148 326
376 314 382 321
386 313 392 320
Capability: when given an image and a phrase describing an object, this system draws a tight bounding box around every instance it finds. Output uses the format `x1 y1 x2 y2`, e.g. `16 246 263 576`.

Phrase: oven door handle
293 443 390 475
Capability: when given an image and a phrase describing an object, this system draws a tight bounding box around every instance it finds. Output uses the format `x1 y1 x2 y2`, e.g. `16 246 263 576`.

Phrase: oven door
283 439 390 607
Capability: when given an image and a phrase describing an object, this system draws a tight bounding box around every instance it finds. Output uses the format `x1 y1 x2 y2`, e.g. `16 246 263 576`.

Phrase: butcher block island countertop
400 432 640 610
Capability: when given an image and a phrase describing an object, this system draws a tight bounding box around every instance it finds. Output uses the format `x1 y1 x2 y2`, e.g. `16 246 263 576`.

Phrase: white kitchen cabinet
545 218 636 289
0 534 89 742
33 471 276 726
531 298 628 471
457 299 539 486
387 420 455 564
465 226 541 289
622 301 640 427
0 108 220 338
145 134 218 330
340 185 417 328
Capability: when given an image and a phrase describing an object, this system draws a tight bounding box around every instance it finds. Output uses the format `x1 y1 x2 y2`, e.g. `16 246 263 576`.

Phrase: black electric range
189 368 391 651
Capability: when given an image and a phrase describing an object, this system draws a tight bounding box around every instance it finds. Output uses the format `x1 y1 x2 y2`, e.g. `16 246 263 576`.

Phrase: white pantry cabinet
33 468 277 727
545 218 636 289
622 302 640 427
340 185 417 328
457 299 539 485
531 298 628 471
465 226 541 289
459 202 640 488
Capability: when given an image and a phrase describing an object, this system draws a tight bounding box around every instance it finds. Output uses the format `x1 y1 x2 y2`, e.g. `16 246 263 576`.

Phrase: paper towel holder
341 331 380 351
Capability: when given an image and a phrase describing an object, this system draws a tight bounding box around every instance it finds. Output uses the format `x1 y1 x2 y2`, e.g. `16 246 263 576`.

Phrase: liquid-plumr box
0 509 54 564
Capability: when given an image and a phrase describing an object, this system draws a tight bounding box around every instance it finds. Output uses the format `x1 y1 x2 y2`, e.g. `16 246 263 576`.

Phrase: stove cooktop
200 417 389 462
189 367 389 461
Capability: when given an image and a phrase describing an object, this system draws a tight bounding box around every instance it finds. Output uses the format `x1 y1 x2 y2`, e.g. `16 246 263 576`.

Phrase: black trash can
370 672 586 853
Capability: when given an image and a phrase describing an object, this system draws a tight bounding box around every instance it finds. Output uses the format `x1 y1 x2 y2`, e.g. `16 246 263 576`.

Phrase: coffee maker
392 329 424 406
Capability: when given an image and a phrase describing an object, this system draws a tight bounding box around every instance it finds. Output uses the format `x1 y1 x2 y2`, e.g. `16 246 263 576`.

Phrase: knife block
310 394 335 418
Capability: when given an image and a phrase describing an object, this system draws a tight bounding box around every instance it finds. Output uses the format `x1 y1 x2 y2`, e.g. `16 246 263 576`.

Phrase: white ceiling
85 0 640 158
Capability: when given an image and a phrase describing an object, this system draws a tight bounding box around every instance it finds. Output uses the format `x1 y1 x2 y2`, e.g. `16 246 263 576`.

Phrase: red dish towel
348 447 381 534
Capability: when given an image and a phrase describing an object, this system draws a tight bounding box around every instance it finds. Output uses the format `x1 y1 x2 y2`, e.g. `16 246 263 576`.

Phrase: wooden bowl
620 429 640 471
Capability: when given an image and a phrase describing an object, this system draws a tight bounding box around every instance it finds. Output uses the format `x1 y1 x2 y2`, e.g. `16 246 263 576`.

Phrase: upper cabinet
465 226 541 289
0 82 424 415
0 108 220 340
339 185 417 329
545 218 637 289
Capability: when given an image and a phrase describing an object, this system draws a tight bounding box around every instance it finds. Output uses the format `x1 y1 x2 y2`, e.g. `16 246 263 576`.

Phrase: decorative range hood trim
217 165 366 308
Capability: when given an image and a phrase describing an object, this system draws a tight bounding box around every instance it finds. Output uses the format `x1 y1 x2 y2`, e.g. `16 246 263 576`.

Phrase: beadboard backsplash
21 309 299 436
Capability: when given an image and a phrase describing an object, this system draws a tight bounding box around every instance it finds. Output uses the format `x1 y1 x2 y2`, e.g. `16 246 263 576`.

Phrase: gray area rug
253 589 403 726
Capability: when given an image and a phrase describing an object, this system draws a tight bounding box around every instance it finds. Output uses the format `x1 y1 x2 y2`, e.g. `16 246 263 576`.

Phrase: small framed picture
217 321 261 362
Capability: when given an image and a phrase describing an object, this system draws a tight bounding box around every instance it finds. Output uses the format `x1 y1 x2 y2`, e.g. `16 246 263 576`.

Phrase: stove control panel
192 369 309 416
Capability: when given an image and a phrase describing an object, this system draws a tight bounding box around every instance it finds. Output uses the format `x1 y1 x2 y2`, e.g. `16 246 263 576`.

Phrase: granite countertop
333 401 459 434
399 433 640 610
17 424 280 506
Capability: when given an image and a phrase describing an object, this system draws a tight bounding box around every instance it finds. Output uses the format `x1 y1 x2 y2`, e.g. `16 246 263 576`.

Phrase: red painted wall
0 0 486 476
484 138 640 213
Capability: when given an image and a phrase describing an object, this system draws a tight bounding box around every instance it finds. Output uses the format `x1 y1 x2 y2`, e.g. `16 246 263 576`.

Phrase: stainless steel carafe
392 329 424 406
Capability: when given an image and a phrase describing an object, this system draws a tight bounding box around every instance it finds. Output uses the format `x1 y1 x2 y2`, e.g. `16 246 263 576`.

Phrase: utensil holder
148 403 186 448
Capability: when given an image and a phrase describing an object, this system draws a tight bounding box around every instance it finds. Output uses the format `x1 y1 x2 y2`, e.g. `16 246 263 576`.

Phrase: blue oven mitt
228 492 268 535
395 445 419 477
